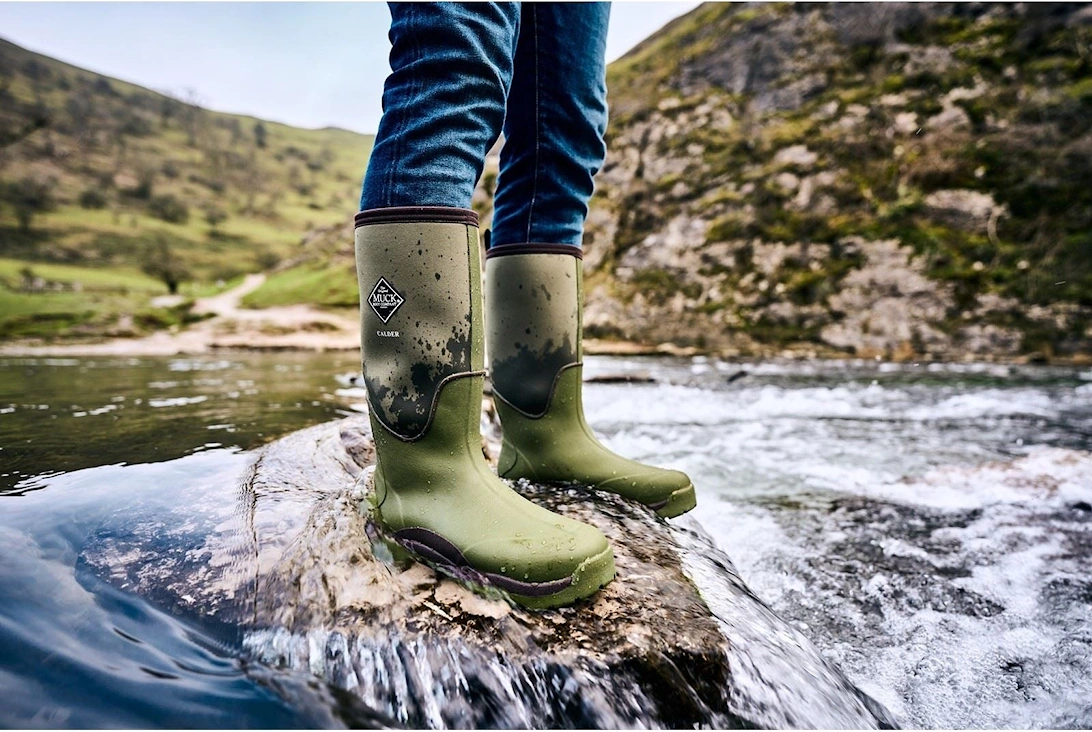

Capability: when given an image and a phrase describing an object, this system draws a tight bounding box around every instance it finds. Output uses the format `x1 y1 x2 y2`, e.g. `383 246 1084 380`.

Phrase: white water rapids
577 357 1092 728
2 353 1089 728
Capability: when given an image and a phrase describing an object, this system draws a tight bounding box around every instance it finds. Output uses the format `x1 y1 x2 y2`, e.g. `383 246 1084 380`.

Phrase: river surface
1 353 1090 728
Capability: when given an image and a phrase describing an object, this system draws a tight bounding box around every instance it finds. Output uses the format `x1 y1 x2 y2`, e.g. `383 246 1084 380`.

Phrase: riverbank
2 274 1088 365
0 273 360 357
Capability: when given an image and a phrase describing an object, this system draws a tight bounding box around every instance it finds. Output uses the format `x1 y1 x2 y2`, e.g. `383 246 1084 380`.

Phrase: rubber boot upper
484 245 696 517
355 209 614 607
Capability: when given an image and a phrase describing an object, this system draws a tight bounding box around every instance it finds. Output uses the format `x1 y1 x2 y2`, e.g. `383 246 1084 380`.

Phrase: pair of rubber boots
355 207 696 609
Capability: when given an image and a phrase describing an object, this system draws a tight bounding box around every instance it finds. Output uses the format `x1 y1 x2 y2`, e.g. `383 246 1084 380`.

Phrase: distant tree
180 87 206 147
19 266 37 291
141 236 191 294
21 59 51 89
124 169 155 200
204 204 228 235
240 150 263 213
147 194 189 224
78 188 108 209
255 250 281 270
118 112 153 137
92 76 116 96
4 177 55 232
63 92 95 158
225 118 244 146
110 131 130 174
0 99 51 151
64 91 92 123
159 95 183 129
253 122 267 149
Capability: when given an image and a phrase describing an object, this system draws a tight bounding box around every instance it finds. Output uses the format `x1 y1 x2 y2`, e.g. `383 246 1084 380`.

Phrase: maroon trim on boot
393 527 574 597
354 206 479 228
484 243 583 260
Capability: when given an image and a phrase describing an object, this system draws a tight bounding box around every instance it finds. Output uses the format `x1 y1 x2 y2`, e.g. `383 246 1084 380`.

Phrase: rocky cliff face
575 2 1092 361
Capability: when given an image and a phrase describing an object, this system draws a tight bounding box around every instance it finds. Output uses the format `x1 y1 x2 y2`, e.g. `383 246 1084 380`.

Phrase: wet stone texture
80 410 896 729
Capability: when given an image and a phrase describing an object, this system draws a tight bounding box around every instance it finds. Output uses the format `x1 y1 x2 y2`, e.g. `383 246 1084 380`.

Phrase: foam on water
3 353 1089 728
589 380 1086 429
591 356 1092 728
866 447 1092 510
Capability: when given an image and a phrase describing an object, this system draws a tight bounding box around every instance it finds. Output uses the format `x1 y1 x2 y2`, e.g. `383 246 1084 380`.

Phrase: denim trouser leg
491 3 611 247
359 1 610 246
360 2 520 211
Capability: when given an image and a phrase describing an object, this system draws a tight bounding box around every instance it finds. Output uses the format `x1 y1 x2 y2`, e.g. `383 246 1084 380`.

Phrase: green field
0 257 200 339
0 35 372 340
241 261 358 310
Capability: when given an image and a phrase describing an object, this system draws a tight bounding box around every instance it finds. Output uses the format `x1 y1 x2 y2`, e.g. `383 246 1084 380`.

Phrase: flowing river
1 353 1090 728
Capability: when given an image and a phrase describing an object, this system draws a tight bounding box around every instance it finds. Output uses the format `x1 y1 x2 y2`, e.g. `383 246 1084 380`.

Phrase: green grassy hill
0 36 371 339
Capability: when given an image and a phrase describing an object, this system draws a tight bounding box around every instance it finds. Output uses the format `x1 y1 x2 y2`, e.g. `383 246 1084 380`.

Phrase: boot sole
509 545 616 610
382 525 615 610
649 483 697 519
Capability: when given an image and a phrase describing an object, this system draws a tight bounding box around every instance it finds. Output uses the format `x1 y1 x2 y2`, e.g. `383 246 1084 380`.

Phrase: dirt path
0 275 361 357
191 272 269 317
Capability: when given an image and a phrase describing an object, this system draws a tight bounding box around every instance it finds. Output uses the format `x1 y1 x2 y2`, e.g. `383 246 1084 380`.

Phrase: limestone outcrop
502 2 1092 362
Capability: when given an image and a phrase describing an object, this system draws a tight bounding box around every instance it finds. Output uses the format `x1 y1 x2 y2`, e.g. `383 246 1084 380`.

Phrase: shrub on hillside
118 113 153 137
204 204 227 234
147 194 189 224
123 170 155 201
3 177 56 232
253 122 267 148
78 188 108 209
255 251 281 270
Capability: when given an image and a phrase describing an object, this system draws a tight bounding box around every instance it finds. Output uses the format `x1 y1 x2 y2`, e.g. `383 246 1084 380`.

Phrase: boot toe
597 466 693 506
465 513 611 586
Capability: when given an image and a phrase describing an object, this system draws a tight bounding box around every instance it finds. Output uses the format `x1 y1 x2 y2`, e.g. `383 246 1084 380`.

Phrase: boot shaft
484 244 697 518
484 244 584 416
355 207 485 441
354 214 617 606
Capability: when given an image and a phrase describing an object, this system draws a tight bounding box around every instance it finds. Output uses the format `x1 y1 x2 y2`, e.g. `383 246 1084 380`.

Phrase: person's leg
360 2 518 210
490 2 610 246
484 2 696 518
355 3 615 608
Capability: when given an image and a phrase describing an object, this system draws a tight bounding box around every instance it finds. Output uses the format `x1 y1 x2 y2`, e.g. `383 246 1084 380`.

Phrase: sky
0 2 700 134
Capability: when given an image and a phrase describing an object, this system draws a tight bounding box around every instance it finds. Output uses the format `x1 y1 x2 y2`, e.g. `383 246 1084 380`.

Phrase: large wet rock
83 408 896 729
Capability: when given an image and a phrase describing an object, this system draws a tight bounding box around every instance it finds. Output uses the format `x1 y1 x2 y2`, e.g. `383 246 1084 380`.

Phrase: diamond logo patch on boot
368 277 405 323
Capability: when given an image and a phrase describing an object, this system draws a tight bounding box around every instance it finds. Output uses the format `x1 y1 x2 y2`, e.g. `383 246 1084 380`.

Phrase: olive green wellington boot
354 207 615 609
485 244 697 519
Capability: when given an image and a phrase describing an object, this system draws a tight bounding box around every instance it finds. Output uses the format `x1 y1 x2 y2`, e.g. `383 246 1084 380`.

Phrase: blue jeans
359 2 610 248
